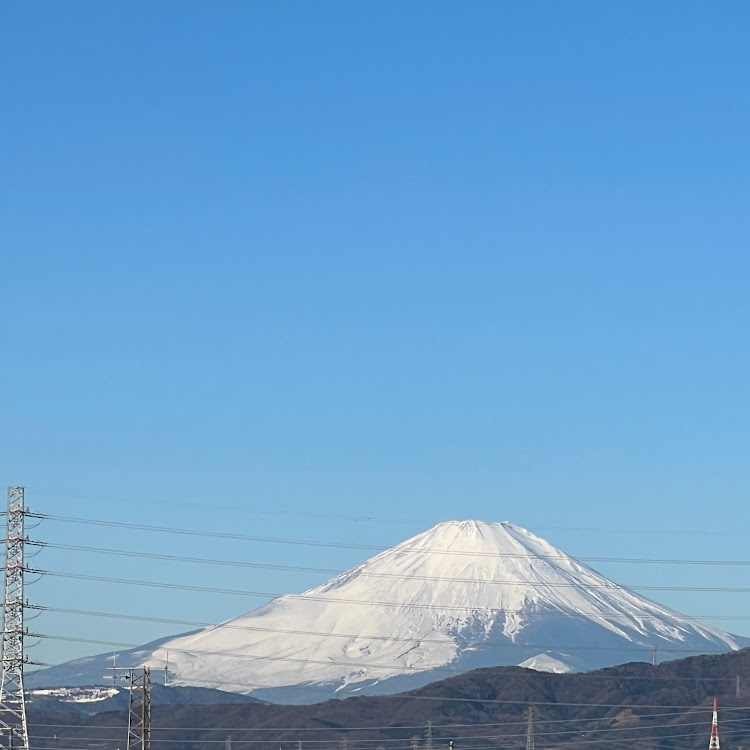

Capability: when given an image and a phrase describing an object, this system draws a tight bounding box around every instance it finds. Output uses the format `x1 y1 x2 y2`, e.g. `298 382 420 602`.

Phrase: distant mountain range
28 648 750 750
30 520 747 703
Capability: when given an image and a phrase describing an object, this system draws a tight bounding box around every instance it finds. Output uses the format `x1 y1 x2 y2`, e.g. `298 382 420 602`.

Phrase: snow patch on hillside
31 687 120 703
519 654 573 673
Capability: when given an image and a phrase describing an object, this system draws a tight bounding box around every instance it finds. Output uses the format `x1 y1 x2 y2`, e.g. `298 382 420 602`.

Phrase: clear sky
2 1 749 667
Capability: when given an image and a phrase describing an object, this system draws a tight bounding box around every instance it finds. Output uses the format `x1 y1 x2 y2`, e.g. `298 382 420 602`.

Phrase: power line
24 718 750 744
26 511 750 705
30 606 748 658
24 723 750 750
33 568 750 603
30 514 750 567
36 542 750 583
394 695 750 709
25 726 750 749
27 708 721 732
38 543 341 575
29 514 395 551
24 718 750 741
27 632 749 689
30 633 466 673
33 633 711 674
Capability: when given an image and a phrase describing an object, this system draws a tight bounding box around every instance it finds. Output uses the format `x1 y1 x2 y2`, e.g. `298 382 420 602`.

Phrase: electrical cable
32 630 740 672
27 714 750 739
25 725 750 750
35 543 750 589
30 607 746 661
26 632 750 697
27 707 720 732
32 569 750 607
30 514 750 567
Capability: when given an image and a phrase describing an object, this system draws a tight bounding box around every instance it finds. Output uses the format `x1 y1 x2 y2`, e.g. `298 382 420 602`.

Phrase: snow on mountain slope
142 520 740 699
30 521 743 702
518 654 573 673
30 687 120 703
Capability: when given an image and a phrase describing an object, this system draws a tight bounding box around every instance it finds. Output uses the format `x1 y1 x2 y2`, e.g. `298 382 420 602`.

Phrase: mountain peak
417 519 556 548
367 519 574 581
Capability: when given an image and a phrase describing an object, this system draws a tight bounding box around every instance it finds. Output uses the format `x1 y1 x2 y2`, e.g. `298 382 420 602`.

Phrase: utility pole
226 736 232 750
736 676 741 699
652 644 658 666
0 488 30 750
426 721 433 750
126 668 151 750
525 707 535 750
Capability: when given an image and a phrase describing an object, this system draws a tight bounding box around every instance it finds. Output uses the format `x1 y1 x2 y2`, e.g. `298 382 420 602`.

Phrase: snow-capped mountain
31 521 744 703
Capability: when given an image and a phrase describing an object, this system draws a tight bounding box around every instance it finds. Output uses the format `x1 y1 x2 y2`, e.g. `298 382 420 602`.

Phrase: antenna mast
709 698 720 750
0 488 30 750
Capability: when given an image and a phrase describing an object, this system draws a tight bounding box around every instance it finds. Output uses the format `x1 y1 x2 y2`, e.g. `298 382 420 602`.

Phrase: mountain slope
31 520 743 702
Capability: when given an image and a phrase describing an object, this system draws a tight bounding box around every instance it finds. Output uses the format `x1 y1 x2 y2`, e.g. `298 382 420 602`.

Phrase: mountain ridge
28 648 750 750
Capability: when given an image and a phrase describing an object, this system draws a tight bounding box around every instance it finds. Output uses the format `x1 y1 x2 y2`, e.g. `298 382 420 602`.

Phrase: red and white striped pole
709 698 720 750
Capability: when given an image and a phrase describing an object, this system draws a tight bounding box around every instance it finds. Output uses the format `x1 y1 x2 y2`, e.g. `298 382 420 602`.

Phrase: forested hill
29 648 750 750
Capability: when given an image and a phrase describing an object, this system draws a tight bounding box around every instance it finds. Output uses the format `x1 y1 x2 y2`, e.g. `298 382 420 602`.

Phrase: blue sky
2 1 749 666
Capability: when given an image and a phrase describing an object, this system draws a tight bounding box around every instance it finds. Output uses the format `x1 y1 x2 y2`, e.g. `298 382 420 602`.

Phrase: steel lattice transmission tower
709 698 720 750
126 667 152 750
526 706 535 750
0 487 30 750
127 668 152 750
